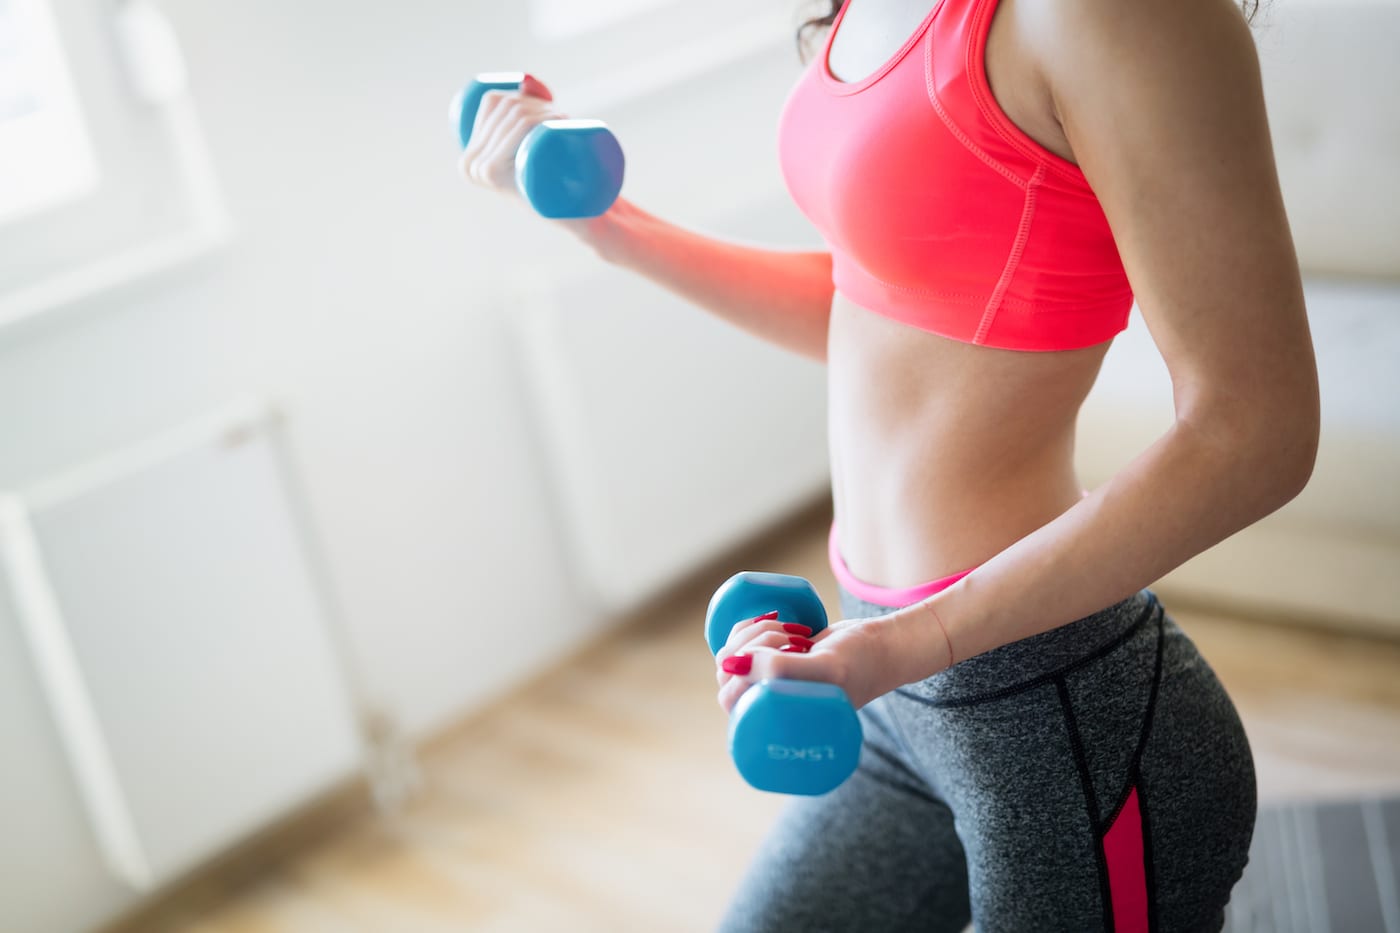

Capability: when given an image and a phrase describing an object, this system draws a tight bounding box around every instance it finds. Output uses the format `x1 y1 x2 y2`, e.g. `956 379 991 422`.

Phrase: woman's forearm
561 198 835 362
878 409 1318 686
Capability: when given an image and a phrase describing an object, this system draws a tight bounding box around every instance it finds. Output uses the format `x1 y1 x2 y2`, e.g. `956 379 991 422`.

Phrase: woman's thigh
717 695 972 933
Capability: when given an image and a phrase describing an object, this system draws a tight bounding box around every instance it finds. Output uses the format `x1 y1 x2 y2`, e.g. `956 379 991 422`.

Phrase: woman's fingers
714 613 832 714
716 647 840 713
717 669 753 712
715 627 857 713
467 95 525 187
459 90 566 192
717 612 814 660
715 611 819 689
478 107 563 191
716 610 779 660
714 630 792 688
461 90 510 174
520 73 554 101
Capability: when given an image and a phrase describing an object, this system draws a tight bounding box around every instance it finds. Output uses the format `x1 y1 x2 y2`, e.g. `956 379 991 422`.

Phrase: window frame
0 0 229 334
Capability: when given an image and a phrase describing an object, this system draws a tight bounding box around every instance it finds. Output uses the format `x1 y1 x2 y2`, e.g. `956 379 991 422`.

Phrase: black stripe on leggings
1101 610 1166 831
1057 674 1116 932
1096 610 1165 932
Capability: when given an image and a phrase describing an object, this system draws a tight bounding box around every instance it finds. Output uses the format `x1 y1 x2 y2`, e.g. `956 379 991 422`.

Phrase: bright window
0 0 227 331
0 0 98 223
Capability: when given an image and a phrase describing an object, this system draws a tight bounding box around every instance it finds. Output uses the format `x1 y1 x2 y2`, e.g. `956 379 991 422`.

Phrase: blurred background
0 0 1396 931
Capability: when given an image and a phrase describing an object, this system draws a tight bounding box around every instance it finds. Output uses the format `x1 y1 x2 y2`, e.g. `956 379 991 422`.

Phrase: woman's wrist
551 197 637 265
875 595 959 686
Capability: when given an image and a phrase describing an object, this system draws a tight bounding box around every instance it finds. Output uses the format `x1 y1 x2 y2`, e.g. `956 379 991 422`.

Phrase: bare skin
460 0 1319 715
826 0 1103 587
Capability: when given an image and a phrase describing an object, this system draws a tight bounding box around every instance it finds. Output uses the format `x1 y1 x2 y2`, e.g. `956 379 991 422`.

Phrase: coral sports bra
777 0 1135 351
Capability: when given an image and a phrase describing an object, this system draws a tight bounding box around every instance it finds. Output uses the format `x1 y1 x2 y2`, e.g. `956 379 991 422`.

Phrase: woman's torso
814 0 1117 588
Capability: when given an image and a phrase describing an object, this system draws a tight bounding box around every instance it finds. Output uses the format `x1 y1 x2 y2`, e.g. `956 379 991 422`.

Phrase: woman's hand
714 612 904 714
456 74 620 252
458 73 563 197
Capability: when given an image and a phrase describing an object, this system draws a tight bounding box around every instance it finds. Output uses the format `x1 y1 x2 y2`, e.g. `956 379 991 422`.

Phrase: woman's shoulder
1022 0 1260 97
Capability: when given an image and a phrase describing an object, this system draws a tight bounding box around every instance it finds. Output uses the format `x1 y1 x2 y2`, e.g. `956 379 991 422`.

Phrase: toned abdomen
826 291 1112 589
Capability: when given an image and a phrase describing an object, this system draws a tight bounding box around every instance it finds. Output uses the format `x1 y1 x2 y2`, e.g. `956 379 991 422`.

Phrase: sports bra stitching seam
975 164 1044 343
968 0 1086 186
924 30 1029 191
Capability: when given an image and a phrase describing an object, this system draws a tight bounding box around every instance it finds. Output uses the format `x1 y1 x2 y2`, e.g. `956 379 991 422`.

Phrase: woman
460 0 1318 927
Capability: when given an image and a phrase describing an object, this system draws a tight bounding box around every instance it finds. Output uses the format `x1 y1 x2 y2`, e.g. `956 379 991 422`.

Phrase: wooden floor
114 507 1400 933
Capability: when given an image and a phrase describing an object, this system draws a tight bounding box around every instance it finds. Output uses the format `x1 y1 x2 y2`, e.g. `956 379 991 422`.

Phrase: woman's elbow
1244 390 1321 510
1179 385 1320 512
1271 415 1319 505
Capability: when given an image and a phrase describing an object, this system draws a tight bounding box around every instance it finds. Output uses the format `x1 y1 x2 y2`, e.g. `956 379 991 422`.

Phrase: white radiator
0 397 375 890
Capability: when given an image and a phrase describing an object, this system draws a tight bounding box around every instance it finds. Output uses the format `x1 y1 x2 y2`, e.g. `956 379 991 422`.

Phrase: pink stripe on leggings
828 521 974 608
1102 784 1150 932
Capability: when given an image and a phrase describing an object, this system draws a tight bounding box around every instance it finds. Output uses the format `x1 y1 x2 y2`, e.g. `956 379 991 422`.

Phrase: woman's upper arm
1039 0 1319 472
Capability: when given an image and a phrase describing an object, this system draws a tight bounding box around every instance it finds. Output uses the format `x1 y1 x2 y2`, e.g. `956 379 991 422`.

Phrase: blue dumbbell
450 71 625 219
705 572 863 796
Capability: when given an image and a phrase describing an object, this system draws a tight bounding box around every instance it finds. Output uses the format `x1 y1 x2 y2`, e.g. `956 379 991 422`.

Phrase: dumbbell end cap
515 122 624 218
452 72 527 148
704 572 828 656
730 680 862 796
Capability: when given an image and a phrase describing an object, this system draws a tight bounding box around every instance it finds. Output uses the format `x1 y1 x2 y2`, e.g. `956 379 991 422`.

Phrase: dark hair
793 1 841 60
795 0 1262 62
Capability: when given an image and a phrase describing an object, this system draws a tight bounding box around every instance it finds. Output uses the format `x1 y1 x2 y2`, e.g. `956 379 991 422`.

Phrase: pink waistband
828 521 975 609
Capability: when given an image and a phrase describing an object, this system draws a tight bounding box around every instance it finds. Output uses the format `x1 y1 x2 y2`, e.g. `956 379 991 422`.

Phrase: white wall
0 2 823 930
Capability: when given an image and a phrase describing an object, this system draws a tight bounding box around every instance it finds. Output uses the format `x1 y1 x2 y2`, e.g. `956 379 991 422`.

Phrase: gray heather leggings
717 588 1257 933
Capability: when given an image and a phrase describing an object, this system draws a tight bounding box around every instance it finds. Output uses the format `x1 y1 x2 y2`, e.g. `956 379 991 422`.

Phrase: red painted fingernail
788 635 815 650
752 611 780 624
721 654 753 675
781 623 813 636
780 643 810 653
521 73 554 101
